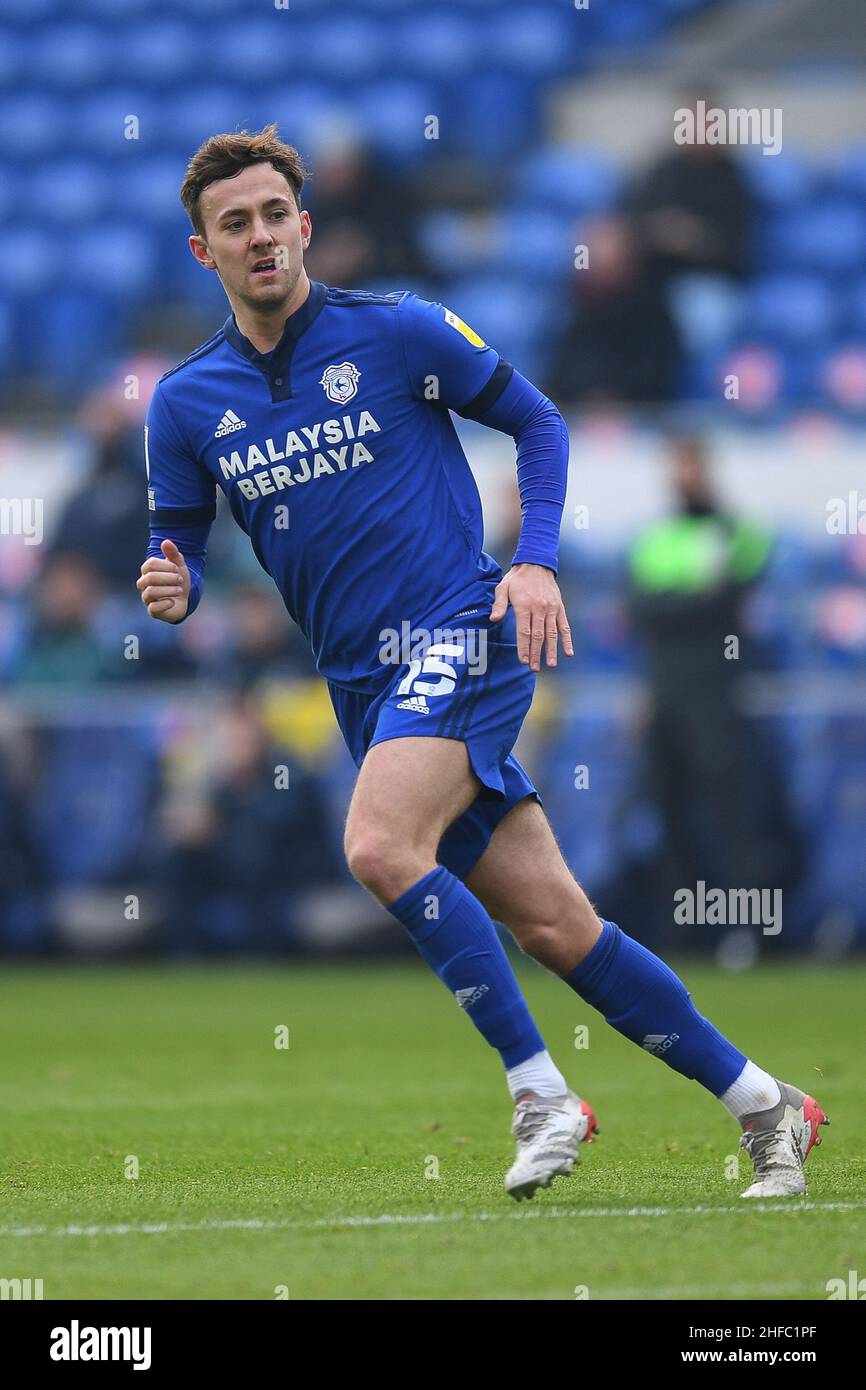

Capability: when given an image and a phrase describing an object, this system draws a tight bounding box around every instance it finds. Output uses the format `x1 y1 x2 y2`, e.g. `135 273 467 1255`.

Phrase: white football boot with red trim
739 1080 830 1198
505 1089 599 1201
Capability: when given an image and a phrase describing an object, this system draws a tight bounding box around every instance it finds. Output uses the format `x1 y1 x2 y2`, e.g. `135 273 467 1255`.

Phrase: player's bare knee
344 827 427 901
510 897 603 968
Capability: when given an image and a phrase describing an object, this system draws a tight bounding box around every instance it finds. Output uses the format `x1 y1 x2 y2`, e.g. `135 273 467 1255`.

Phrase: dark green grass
0 960 863 1300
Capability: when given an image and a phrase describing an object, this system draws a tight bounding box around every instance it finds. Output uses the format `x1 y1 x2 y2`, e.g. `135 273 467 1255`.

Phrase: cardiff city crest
319 362 361 404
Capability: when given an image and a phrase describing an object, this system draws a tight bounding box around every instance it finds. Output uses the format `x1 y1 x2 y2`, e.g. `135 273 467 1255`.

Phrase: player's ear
300 209 312 249
189 234 216 270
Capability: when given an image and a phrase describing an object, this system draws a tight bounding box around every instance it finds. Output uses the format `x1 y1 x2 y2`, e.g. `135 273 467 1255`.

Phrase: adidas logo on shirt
395 695 430 714
215 409 247 438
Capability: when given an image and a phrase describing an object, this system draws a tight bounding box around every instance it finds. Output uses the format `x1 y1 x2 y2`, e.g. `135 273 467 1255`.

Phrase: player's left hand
489 563 574 671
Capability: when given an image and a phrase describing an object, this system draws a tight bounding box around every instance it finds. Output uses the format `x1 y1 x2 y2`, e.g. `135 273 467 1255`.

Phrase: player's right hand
137 538 190 623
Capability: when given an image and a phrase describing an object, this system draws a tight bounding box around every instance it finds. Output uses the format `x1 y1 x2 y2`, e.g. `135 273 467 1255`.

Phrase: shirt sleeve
395 292 514 415
144 382 216 620
473 368 569 575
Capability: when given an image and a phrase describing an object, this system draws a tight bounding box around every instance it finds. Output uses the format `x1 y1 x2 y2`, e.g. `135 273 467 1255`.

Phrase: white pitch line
1 1199 865 1240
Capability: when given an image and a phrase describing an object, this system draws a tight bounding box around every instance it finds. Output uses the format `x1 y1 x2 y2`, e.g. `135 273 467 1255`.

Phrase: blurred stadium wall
0 0 864 959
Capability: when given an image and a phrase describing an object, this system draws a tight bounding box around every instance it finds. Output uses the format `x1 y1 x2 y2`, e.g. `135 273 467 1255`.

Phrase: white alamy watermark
378 625 488 675
0 1277 43 1299
0 497 43 544
674 101 782 157
827 1270 866 1299
50 1322 151 1370
826 492 866 535
674 881 782 936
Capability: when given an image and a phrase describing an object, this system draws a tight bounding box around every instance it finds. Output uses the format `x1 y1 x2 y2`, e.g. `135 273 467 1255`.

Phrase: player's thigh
345 735 481 857
465 797 603 958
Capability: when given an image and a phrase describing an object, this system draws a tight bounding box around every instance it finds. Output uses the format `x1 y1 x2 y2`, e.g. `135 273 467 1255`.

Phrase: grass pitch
0 959 863 1300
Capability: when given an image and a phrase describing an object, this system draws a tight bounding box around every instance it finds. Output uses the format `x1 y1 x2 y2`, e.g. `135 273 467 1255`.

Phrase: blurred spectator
50 354 169 588
624 435 804 938
546 215 682 404
626 95 755 286
0 723 44 946
202 583 320 689
13 554 114 686
304 130 429 288
160 699 341 952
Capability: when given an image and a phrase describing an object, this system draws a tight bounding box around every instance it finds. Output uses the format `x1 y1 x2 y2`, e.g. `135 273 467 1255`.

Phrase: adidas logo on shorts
395 695 429 714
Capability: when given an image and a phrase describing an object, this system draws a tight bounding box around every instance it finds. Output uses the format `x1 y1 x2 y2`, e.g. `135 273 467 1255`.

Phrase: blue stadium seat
741 150 818 208
778 346 830 405
452 74 541 162
31 21 111 90
158 88 263 154
0 163 15 228
444 274 553 371
68 224 158 298
667 273 745 355
652 0 712 13
27 160 112 227
747 274 837 347
835 145 866 201
73 90 161 157
114 157 188 225
354 80 440 163
115 20 207 89
0 28 27 88
416 211 486 278
260 86 356 158
491 7 581 75
68 0 153 16
513 147 621 217
23 290 123 384
0 295 14 378
588 2 668 46
0 231 63 294
204 17 308 85
779 202 866 277
0 0 57 20
1 93 68 160
418 210 570 283
394 11 481 78
149 0 238 13
302 15 394 80
845 277 866 335
162 240 231 314
489 210 575 284
29 727 158 886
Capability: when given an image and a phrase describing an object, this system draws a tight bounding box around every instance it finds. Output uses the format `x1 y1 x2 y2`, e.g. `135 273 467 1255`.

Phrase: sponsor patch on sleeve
444 308 485 347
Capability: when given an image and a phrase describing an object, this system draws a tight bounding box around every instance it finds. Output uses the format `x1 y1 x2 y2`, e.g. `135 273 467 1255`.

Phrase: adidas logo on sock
215 409 247 438
395 695 430 714
641 1032 680 1055
455 984 490 1010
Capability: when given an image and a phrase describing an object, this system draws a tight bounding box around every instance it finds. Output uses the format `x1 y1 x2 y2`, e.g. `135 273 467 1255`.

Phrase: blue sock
387 866 545 1069
564 920 746 1096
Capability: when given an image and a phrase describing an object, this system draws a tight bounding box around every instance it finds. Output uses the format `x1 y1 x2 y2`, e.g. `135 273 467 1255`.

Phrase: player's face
190 163 311 312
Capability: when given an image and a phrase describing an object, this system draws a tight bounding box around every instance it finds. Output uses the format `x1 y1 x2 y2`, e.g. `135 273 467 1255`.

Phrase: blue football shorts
327 604 541 880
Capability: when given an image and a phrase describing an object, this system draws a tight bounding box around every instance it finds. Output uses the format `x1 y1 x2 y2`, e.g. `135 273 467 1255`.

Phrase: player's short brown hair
180 123 311 239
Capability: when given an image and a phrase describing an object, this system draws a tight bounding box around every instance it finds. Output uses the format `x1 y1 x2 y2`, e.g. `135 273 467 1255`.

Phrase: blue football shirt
145 280 521 693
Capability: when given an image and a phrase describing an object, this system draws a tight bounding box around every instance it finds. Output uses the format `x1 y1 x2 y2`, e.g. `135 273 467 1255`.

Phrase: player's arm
397 294 571 671
465 371 571 671
137 384 216 624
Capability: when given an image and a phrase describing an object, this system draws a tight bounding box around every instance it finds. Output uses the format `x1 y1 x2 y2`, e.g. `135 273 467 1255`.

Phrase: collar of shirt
222 279 328 398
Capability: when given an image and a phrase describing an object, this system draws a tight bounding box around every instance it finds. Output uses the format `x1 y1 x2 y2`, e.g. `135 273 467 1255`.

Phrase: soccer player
139 125 828 1200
